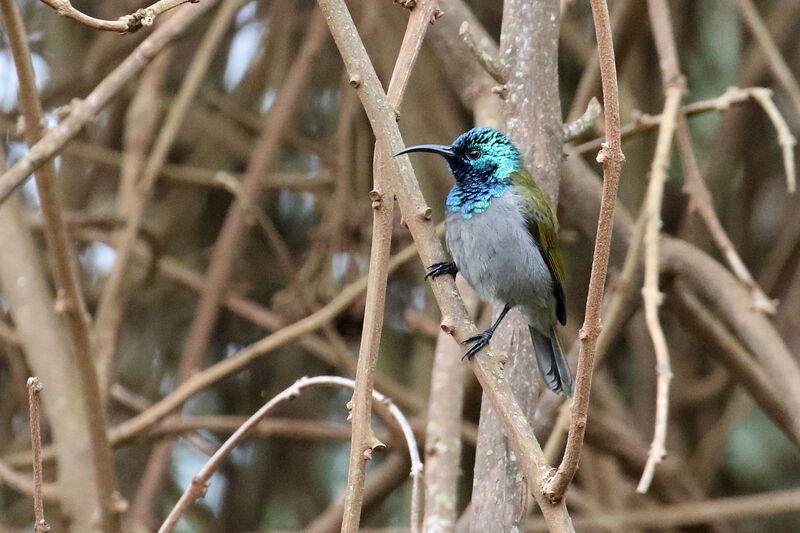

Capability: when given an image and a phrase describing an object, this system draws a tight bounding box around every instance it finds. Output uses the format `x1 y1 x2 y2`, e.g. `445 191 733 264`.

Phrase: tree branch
158 376 422 533
26 378 48 533
546 0 625 501
37 0 198 33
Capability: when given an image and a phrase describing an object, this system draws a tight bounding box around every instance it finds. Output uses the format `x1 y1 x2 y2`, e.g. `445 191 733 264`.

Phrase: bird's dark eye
467 148 482 161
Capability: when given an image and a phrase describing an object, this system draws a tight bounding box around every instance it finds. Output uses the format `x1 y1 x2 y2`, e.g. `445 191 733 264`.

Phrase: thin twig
158 376 422 533
0 0 220 205
458 21 508 85
1 0 125 528
735 0 800 137
749 88 797 193
570 86 773 154
546 0 625 502
563 97 602 142
675 116 777 313
26 378 48 533
340 3 439 533
636 0 684 494
38 0 197 33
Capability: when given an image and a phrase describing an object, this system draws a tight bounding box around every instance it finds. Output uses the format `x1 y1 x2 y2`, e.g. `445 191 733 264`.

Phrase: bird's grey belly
445 196 556 331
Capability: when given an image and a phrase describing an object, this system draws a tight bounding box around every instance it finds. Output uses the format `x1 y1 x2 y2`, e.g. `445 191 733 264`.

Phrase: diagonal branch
635 0 685 494
26 377 48 533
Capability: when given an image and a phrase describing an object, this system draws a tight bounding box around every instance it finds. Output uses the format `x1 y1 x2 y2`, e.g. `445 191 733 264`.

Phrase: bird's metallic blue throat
446 181 511 218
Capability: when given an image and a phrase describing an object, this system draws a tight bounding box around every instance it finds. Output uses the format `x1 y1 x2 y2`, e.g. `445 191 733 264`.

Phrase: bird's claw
461 331 492 360
425 261 458 280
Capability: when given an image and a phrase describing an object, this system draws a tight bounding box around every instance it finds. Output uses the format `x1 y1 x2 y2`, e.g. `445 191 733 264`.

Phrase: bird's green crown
445 127 520 218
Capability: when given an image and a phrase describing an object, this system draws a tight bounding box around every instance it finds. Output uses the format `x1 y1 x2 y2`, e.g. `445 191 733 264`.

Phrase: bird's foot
425 261 458 280
461 330 493 360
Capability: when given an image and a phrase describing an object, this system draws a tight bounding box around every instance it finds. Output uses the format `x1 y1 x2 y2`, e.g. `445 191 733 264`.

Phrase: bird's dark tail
530 326 574 396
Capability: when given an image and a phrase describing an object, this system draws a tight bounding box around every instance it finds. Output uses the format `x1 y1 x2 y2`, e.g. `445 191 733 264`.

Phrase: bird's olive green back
512 166 567 325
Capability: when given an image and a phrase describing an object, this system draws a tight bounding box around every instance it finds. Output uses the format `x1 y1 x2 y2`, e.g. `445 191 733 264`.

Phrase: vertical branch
0 191 97 529
635 0 685 494
546 0 625 501
422 278 476 533
734 0 800 124
0 1 123 530
341 3 439 532
26 377 48 533
472 1 564 530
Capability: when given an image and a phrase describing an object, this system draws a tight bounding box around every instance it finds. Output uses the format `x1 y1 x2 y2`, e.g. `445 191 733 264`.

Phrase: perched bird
395 127 573 395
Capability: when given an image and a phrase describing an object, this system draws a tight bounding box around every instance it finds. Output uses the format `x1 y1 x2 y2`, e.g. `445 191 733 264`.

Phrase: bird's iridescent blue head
395 127 521 217
395 127 521 183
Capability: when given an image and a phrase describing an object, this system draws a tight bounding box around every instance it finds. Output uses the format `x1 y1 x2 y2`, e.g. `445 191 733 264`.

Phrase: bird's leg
461 303 511 360
425 261 458 280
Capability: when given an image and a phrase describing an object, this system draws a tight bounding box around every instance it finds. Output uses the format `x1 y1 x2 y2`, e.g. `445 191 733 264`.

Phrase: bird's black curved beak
393 144 456 159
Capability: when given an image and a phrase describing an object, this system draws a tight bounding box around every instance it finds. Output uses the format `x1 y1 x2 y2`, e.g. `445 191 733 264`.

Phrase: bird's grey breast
445 192 555 329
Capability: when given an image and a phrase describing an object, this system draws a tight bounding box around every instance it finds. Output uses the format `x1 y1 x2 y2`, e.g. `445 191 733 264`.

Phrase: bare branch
750 88 797 193
528 486 800 531
571 86 774 154
340 2 439 532
546 0 626 501
158 376 422 533
37 0 198 33
636 0 685 494
26 378 48 533
735 0 800 132
422 277 477 532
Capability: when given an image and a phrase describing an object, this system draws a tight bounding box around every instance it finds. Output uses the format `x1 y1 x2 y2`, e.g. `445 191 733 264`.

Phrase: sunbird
395 127 573 395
